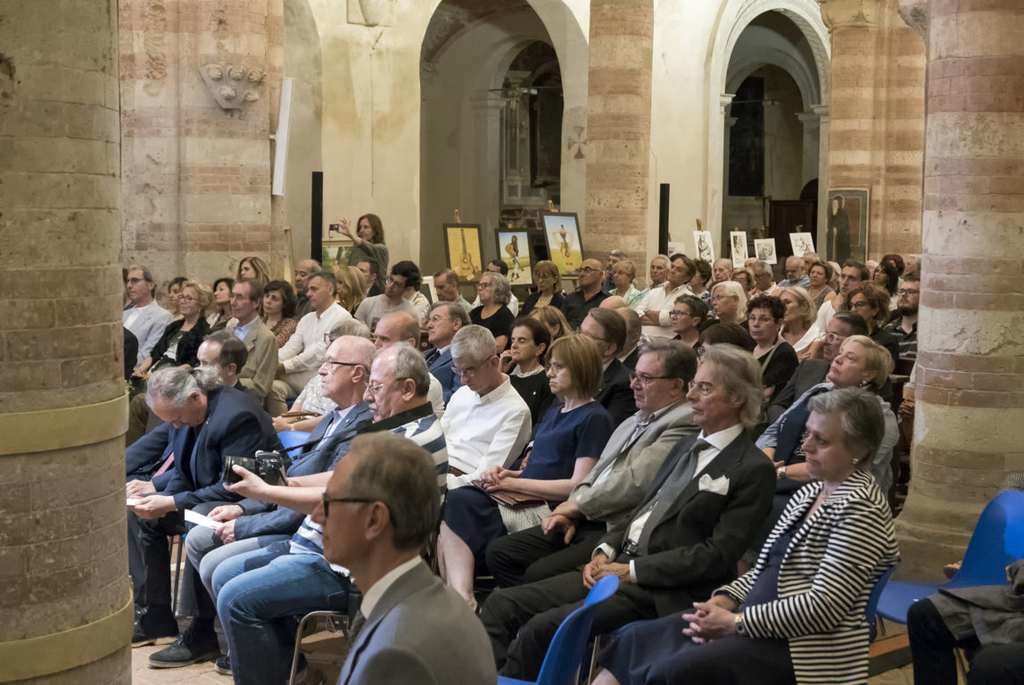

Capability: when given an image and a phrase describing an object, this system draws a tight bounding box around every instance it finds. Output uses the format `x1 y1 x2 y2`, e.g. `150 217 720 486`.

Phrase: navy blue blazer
160 386 282 510
597 359 637 429
126 422 173 483
428 347 460 404
233 401 374 539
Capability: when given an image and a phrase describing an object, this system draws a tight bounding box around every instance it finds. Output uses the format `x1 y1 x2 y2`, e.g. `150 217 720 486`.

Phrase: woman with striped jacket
592 387 899 685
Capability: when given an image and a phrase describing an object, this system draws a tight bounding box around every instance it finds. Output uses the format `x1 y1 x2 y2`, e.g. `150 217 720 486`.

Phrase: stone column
0 1 132 682
818 0 925 259
584 0 654 270
895 0 1024 580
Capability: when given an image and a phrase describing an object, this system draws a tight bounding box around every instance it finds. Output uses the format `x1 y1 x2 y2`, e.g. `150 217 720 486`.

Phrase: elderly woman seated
592 387 900 685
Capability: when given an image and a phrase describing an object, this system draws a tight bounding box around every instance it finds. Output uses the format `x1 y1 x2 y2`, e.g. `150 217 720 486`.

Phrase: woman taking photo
779 287 823 361
747 295 798 402
710 281 747 325
610 260 644 309
593 387 899 685
438 334 612 608
340 213 388 291
520 260 564 318
806 261 836 311
132 280 211 378
669 295 708 348
501 317 555 426
237 256 271 285
206 277 234 332
261 280 298 348
471 272 516 352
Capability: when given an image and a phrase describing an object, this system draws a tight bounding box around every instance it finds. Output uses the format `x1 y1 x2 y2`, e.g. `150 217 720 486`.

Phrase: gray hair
430 301 470 327
481 272 512 305
808 387 884 467
345 432 440 550
375 343 430 397
638 338 698 386
145 365 223 409
700 344 763 429
451 324 497 365
329 318 372 341
752 260 772 275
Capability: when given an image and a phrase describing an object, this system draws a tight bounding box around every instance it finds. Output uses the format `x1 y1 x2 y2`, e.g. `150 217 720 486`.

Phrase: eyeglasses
850 300 871 309
178 295 198 302
691 381 716 396
669 310 691 319
897 289 919 296
322 360 363 372
579 266 599 274
321 493 376 518
367 377 411 394
630 372 674 386
386 277 407 288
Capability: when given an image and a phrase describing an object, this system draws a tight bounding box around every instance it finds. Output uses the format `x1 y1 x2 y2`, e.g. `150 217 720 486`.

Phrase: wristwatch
776 465 787 480
734 612 747 635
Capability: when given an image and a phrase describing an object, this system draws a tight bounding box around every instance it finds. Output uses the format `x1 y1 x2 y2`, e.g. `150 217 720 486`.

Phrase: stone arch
703 0 831 241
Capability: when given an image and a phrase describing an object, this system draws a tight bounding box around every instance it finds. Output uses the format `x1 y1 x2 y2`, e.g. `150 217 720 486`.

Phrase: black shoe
214 654 231 676
148 622 219 668
131 609 178 647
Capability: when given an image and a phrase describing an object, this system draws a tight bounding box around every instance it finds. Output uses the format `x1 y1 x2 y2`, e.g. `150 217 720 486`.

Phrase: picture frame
693 230 715 262
496 230 534 287
754 238 778 265
443 223 484 282
542 212 584 274
729 231 748 268
420 276 437 305
321 239 353 272
789 232 816 258
826 187 870 263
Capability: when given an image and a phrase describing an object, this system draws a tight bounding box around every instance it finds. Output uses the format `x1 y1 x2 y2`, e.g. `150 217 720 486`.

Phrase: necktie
634 438 712 555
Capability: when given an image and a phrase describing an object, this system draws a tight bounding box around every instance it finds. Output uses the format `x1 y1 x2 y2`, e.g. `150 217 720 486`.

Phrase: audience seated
882 270 919 375
480 344 775 681
581 309 638 427
354 260 421 331
486 339 699 589
845 282 901 364
207 277 235 332
123 264 174 364
908 560 1024 685
709 280 747 326
276 271 351 397
637 254 695 339
126 366 281 653
198 333 248 390
815 259 869 331
777 255 810 289
688 258 712 304
563 258 610 329
530 304 572 344
434 267 474 313
747 295 799 403
749 260 778 298
335 264 368 314
354 258 383 297
592 387 899 685
610 259 644 309
646 255 670 293
226 279 279 405
237 256 271 286
132 280 211 379
612 306 643 370
163 276 187 319
502 317 555 426
439 333 608 607
472 259 521 316
806 260 836 311
519 260 564 318
670 294 708 349
779 286 824 361
470 272 516 352
292 259 321 319
373 311 445 416
710 257 733 286
425 301 469 403
261 279 298 348
698 321 755 354
321 433 497 685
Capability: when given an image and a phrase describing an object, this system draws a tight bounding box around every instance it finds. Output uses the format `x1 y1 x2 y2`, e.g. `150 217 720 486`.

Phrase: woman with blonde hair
334 265 367 314
610 259 644 309
132 280 211 377
710 280 748 324
521 260 565 318
779 286 823 361
530 305 572 344
237 256 271 286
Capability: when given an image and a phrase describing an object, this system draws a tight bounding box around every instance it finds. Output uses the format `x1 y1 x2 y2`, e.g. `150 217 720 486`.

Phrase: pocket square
699 473 730 496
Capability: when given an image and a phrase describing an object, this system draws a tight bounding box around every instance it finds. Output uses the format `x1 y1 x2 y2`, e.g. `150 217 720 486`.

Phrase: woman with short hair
611 260 644 309
133 280 211 377
593 387 899 685
806 261 835 311
689 259 713 305
520 260 564 318
710 280 748 325
747 295 798 402
471 272 515 352
731 268 755 295
206 277 234 332
844 283 900 363
669 295 708 348
261 280 298 348
779 286 823 361
502 317 555 426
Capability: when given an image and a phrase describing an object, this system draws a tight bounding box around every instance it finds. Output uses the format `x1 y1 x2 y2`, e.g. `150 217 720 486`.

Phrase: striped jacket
717 469 899 685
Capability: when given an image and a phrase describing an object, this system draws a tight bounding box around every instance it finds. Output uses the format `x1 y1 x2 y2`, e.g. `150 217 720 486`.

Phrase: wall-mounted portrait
542 212 583 274
754 238 778 265
729 231 748 268
496 230 534 286
826 187 870 263
789 232 816 258
444 224 483 282
693 230 715 262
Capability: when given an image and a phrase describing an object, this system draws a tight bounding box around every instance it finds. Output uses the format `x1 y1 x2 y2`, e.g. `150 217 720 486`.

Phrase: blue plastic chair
878 489 1024 624
498 575 620 685
865 566 895 641
278 430 312 452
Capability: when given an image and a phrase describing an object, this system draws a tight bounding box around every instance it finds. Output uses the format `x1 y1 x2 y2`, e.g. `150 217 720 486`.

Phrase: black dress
519 290 565 319
758 341 799 401
471 305 515 350
597 514 806 685
509 367 554 427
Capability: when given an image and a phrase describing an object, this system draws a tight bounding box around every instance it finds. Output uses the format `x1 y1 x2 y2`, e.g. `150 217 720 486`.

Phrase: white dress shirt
280 303 352 388
637 283 694 339
358 555 422 619
441 377 532 490
815 298 836 333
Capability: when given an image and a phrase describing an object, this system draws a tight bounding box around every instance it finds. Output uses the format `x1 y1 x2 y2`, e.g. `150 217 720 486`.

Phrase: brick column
819 0 926 258
584 0 654 271
895 0 1024 580
0 1 132 682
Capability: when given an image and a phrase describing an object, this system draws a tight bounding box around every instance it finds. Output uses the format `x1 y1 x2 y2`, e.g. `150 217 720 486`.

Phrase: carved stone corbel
199 63 265 111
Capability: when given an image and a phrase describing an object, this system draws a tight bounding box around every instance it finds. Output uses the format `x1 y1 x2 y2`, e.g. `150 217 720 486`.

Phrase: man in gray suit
320 432 495 685
226 278 279 405
486 338 699 588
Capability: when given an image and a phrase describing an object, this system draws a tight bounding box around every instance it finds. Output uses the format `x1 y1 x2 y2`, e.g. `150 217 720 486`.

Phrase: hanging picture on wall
542 212 583 274
693 230 715 262
826 187 870 263
754 238 778 265
729 231 748 268
444 224 484 282
789 232 816 258
496 230 534 286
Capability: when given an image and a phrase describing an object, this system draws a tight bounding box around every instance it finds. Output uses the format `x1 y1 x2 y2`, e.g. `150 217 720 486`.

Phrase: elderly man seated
480 344 775 681
373 310 446 416
425 301 469 403
485 339 699 588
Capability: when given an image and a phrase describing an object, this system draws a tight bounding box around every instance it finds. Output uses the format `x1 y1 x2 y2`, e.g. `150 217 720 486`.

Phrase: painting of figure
542 212 583 274
754 238 777 265
730 231 748 268
693 230 715 262
827 188 869 263
497 230 533 286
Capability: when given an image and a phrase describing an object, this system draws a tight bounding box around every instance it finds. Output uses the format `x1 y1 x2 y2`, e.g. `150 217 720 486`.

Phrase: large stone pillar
0 1 132 682
895 0 1024 580
818 0 926 259
584 0 654 270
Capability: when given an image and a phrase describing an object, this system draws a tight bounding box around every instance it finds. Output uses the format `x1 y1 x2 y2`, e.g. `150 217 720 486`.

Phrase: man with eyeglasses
562 257 610 329
581 308 637 427
882 270 920 374
637 253 696 339
486 339 699 589
373 310 446 416
354 260 421 331
226 279 279 403
123 264 174 364
426 301 469 403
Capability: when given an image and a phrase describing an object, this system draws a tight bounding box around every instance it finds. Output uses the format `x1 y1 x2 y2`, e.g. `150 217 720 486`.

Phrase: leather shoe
131 609 178 647
214 654 231 676
148 622 219 668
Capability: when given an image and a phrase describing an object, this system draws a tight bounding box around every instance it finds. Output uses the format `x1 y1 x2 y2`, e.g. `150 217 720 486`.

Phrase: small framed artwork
789 232 816 258
693 230 715 262
826 188 870 263
444 224 484 282
729 231 748 268
542 212 583 274
496 230 534 286
321 239 353 272
754 238 778 265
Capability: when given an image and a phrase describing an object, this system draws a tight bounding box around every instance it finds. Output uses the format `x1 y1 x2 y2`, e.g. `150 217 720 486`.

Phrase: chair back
534 576 620 685
278 430 312 451
865 566 895 641
951 489 1024 587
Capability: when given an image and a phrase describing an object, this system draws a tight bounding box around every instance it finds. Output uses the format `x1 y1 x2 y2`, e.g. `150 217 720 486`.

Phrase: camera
222 450 291 486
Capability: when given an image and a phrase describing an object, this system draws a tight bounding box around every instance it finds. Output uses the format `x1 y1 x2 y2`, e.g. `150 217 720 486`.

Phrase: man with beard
883 271 920 375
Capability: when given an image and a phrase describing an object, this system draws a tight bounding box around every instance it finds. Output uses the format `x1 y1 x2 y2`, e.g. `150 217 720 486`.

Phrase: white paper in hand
126 497 143 506
184 509 223 531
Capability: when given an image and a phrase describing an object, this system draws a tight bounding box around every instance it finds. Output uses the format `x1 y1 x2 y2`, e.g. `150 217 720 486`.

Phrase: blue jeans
214 543 352 685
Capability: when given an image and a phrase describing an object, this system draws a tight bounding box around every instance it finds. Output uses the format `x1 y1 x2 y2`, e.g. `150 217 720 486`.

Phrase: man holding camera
125 366 280 657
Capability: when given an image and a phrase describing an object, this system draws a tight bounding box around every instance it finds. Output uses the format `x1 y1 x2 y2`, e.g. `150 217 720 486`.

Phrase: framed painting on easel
444 224 484 282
